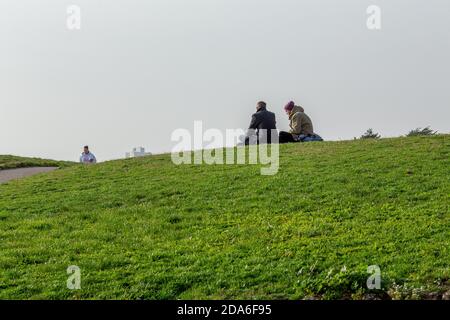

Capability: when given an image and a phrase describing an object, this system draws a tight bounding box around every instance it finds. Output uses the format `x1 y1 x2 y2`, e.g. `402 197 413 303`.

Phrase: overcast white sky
1 0 449 161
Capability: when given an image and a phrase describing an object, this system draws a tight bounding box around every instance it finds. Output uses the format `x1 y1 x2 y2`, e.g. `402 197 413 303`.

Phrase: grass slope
0 135 449 299
0 155 75 170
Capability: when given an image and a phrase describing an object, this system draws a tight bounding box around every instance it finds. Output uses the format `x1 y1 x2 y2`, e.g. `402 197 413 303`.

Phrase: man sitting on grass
80 146 97 164
244 101 277 145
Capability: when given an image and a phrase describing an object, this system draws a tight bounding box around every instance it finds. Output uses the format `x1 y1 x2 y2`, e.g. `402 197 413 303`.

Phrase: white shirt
80 152 97 164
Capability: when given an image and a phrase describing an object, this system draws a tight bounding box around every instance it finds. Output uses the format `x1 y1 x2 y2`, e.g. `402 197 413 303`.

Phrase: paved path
0 167 58 184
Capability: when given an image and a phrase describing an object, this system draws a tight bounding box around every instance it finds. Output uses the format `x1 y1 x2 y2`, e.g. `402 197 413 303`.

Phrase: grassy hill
0 155 75 170
0 135 448 299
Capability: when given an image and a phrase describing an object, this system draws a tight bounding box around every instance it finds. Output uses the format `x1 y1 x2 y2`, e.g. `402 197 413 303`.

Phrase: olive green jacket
289 106 314 136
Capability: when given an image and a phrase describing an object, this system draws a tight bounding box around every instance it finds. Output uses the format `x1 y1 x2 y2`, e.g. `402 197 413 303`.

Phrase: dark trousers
245 132 274 145
279 131 296 144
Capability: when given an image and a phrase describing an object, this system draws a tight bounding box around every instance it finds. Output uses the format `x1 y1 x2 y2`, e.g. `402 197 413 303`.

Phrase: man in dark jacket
245 101 277 145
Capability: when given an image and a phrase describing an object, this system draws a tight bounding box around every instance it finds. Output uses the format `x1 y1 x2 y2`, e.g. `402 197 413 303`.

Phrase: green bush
360 128 381 140
406 126 437 137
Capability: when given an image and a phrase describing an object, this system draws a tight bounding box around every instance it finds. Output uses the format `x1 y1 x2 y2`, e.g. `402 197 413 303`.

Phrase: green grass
0 155 76 170
0 135 448 300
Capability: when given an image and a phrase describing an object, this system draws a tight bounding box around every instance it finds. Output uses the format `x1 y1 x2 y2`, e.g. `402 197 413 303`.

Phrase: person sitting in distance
244 101 277 145
279 101 323 143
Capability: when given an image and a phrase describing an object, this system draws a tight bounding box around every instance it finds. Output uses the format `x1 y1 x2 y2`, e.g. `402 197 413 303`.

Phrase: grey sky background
1 0 449 161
